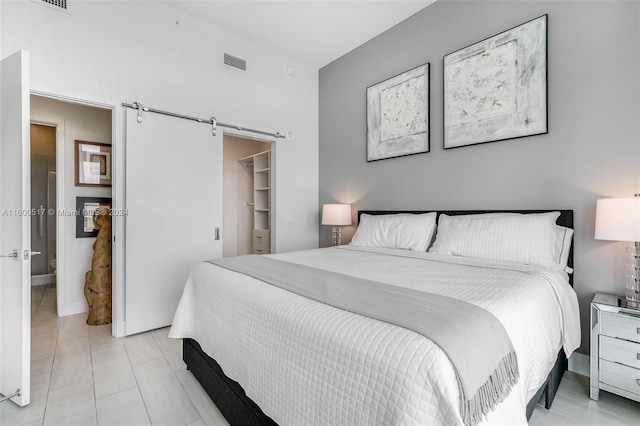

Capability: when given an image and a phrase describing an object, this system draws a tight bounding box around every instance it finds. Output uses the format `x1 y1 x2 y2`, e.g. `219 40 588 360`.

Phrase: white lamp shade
322 204 351 226
595 197 640 242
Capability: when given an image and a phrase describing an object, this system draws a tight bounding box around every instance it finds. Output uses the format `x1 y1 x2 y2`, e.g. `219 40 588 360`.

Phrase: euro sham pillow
429 212 560 268
350 212 437 252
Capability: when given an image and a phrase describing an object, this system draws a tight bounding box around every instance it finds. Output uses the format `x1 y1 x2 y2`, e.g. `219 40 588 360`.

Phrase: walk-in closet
223 135 272 257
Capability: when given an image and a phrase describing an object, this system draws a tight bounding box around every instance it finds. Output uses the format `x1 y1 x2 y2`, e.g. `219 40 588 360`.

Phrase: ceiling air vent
31 0 71 13
224 53 247 72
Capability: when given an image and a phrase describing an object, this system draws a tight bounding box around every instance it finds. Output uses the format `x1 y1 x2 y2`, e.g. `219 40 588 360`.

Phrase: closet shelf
238 148 271 254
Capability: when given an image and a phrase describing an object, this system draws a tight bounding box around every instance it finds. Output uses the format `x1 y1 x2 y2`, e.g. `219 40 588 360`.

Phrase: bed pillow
429 212 560 268
554 226 574 272
350 212 437 251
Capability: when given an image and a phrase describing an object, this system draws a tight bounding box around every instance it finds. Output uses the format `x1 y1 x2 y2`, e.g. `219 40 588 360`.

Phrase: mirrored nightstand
590 293 640 402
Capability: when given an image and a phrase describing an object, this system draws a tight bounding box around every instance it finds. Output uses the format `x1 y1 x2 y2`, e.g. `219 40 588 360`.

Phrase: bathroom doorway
30 123 57 289
30 94 113 318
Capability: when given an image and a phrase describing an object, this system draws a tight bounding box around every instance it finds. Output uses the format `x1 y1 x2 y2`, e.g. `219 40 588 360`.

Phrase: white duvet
169 246 581 426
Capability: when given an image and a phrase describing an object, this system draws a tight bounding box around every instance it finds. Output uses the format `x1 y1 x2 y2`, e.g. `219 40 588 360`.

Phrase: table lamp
322 204 351 246
595 195 640 307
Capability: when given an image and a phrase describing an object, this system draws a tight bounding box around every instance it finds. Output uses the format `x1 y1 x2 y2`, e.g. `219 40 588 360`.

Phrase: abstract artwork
367 63 429 161
75 140 112 187
76 197 112 238
444 15 547 149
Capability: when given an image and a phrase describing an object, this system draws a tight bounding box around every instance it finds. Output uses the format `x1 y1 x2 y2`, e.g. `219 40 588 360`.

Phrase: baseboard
31 274 56 286
568 352 589 377
57 300 88 317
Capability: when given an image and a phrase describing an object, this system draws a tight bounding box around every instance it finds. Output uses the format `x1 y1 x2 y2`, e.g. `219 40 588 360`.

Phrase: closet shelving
238 150 271 254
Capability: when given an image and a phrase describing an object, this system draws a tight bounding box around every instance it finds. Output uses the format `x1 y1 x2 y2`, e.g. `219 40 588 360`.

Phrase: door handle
214 228 220 241
1 250 40 260
0 249 20 261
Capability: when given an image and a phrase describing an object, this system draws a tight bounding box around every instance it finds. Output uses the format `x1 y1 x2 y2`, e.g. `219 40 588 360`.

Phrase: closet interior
223 135 272 257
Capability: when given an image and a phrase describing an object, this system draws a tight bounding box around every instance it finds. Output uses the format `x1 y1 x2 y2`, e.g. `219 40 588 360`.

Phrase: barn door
124 107 222 335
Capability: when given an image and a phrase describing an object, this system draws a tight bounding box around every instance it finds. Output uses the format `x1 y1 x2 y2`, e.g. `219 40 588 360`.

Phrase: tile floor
1 285 228 426
0 284 638 425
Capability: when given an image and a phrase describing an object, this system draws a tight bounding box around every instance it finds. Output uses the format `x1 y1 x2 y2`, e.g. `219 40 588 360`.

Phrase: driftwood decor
84 207 112 325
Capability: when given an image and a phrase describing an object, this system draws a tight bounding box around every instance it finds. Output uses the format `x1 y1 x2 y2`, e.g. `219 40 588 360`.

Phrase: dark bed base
184 338 567 424
184 338 277 426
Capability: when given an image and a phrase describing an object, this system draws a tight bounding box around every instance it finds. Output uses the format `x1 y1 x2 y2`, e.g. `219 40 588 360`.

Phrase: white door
124 108 222 335
0 50 31 406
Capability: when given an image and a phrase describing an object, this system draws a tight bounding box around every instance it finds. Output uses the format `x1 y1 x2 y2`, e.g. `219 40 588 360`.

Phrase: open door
0 50 31 406
124 107 222 335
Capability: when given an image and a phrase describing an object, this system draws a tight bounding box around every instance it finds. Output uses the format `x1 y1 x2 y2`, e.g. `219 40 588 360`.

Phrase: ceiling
162 1 436 68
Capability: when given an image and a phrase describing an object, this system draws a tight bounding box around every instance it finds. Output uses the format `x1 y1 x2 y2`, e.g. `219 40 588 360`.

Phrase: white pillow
554 226 574 272
429 212 560 268
433 212 573 271
350 213 437 251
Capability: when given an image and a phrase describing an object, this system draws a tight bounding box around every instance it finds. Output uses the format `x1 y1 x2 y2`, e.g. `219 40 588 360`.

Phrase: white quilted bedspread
169 246 580 426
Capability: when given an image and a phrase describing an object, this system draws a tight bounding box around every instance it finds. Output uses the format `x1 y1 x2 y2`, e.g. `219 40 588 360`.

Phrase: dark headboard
357 210 574 286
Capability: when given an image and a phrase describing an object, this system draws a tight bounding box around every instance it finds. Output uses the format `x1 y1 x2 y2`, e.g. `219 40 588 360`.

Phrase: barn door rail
122 101 286 140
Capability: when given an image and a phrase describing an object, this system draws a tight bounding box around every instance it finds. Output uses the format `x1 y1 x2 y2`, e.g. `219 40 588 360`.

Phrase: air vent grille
31 0 70 13
224 53 247 71
42 0 67 9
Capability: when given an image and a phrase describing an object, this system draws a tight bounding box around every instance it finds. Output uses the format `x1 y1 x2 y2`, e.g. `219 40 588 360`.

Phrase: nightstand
590 293 640 402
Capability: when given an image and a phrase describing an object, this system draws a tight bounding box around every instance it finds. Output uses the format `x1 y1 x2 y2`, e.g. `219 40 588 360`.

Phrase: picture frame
75 140 112 187
76 197 111 238
443 15 547 149
366 63 430 161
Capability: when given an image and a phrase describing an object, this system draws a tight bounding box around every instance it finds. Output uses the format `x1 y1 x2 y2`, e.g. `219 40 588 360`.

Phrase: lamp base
331 226 342 246
626 245 640 307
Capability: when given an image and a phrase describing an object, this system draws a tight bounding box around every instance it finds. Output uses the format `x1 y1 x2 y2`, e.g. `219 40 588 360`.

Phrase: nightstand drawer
600 335 640 369
600 359 640 396
600 311 640 343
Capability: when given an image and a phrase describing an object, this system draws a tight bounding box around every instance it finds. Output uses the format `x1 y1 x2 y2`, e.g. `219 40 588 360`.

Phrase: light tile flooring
1 285 229 426
0 284 638 425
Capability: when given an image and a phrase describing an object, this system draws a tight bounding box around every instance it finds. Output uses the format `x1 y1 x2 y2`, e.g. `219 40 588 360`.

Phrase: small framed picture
76 197 111 238
75 140 112 187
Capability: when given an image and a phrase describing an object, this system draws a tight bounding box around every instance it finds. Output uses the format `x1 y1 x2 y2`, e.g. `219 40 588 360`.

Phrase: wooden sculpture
84 207 112 325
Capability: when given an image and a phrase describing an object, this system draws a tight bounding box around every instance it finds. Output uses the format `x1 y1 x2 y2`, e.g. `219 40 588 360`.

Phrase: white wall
31 95 112 316
1 0 319 260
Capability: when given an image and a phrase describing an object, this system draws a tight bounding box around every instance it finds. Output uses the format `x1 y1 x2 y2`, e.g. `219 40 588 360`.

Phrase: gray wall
319 0 640 355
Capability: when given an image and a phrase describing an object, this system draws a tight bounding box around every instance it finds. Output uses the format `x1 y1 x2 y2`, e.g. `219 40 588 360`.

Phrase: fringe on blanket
459 351 520 426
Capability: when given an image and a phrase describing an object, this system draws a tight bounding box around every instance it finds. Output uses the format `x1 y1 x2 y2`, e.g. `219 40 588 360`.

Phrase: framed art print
367 63 430 161
443 15 547 149
76 197 111 238
75 140 112 187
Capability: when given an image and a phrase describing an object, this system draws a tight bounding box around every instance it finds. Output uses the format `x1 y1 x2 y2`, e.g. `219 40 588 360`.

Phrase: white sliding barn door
124 108 222 335
0 50 31 406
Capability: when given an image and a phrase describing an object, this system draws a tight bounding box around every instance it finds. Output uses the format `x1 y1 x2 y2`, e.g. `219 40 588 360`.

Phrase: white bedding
169 246 581 426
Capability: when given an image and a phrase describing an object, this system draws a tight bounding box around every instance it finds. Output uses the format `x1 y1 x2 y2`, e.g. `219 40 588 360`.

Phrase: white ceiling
162 1 436 67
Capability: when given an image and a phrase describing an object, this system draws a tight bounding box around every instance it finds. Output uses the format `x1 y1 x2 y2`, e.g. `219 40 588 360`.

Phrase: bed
169 209 580 426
